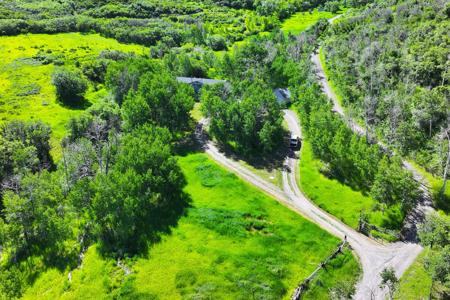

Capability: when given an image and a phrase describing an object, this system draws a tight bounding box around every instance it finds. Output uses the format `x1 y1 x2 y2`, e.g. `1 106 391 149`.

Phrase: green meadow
0 33 146 157
22 153 359 299
281 10 334 34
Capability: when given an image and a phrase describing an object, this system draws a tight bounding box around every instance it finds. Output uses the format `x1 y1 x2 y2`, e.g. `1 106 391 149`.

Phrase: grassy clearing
0 33 146 158
298 139 391 230
190 102 203 123
303 248 360 299
23 153 359 299
282 10 334 35
394 247 432 300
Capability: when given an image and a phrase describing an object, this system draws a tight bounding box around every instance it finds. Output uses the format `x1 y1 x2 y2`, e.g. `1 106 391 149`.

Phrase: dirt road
282 110 422 299
198 114 422 299
311 50 434 241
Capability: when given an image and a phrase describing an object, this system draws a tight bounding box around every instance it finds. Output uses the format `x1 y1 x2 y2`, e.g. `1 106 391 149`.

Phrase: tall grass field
0 33 146 157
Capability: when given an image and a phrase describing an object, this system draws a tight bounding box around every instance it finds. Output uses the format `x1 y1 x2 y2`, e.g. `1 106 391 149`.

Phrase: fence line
291 240 347 300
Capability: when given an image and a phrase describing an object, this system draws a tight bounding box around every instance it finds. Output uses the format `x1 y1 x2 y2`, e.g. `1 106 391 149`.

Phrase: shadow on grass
177 130 291 178
217 141 290 174
57 96 92 110
97 191 192 260
435 193 450 213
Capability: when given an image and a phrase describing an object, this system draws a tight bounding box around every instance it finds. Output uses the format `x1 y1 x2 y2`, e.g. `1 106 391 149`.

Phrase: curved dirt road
198 112 422 299
311 50 434 241
282 110 421 299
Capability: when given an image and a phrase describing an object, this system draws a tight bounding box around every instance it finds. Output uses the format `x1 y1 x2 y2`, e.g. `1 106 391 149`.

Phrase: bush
52 68 88 104
206 35 227 51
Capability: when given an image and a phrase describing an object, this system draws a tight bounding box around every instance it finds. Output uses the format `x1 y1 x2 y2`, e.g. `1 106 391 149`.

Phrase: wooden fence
291 240 347 300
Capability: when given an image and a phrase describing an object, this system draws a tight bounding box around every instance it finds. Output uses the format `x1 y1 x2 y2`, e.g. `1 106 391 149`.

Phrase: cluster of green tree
201 82 284 154
418 212 450 298
321 0 449 196
226 18 421 225
0 57 196 298
0 122 53 199
297 81 419 216
50 50 137 106
0 0 288 49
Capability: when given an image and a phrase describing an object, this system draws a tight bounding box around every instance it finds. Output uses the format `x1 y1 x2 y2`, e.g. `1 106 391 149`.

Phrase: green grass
281 10 334 35
190 102 203 123
0 33 147 158
408 161 450 212
319 46 345 107
298 139 394 230
22 153 359 299
236 158 283 188
394 247 432 300
303 248 360 299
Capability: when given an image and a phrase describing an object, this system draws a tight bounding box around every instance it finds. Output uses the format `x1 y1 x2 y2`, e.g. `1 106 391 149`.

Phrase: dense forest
322 0 450 205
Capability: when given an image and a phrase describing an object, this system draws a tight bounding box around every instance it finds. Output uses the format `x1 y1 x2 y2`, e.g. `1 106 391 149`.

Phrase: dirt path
311 49 434 241
197 115 422 299
282 110 421 299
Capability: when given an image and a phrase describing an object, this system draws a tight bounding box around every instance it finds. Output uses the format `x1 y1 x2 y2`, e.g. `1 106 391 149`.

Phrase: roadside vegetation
321 0 450 211
394 247 432 299
299 140 384 229
413 212 450 298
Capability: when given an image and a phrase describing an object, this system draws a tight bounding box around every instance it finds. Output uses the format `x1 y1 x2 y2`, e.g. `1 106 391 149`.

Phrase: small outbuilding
273 88 291 104
176 77 228 94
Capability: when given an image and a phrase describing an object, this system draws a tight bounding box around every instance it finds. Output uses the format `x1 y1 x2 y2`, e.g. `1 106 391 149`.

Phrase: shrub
52 68 88 104
206 35 227 51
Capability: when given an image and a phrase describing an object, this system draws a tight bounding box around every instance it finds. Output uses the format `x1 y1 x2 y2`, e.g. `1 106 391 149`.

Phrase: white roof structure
176 77 228 85
273 88 291 103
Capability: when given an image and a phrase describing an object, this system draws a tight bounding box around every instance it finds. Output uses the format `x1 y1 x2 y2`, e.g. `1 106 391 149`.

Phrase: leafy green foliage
202 81 284 154
370 157 419 212
418 213 450 298
1 172 69 258
322 0 449 181
0 121 53 201
380 267 398 299
122 67 195 132
92 125 189 255
52 68 88 104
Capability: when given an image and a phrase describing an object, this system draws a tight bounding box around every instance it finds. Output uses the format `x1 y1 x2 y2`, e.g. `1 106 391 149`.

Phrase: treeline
295 78 419 215
0 16 185 47
285 25 420 226
0 0 286 49
0 58 196 298
201 82 284 154
418 212 450 298
322 0 449 189
220 18 421 228
0 0 370 50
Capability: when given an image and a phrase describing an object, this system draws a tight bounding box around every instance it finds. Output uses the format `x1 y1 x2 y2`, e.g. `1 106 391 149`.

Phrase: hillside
321 0 449 209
